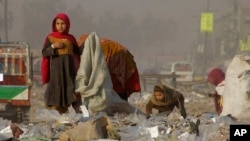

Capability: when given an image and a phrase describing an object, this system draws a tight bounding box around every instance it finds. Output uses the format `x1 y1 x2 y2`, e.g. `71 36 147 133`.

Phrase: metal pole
203 0 210 73
4 0 8 42
233 0 239 55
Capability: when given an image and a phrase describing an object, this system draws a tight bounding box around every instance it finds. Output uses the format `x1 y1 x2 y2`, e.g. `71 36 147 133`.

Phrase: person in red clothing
41 13 82 114
77 34 141 101
207 67 225 115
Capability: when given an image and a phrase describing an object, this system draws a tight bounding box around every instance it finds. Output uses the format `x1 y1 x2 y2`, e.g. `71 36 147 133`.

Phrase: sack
59 116 120 141
238 69 250 99
215 81 225 96
85 89 109 113
221 55 250 119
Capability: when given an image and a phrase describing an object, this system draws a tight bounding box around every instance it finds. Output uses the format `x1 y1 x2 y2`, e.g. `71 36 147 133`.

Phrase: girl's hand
52 42 64 48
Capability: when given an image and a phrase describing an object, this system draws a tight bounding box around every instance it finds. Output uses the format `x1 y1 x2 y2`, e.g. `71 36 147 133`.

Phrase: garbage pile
0 108 235 141
0 91 237 141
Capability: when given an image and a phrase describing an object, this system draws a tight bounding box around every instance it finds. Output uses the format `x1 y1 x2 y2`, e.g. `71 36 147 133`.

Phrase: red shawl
41 13 79 84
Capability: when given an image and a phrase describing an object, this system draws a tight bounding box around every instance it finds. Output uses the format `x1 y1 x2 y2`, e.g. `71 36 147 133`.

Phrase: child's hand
52 42 64 48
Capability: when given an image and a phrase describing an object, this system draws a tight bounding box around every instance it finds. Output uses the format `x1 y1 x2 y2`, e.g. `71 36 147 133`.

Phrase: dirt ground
185 93 215 117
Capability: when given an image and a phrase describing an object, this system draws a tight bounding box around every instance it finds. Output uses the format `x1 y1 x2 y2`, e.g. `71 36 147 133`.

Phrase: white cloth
215 80 225 96
75 32 119 112
75 32 144 115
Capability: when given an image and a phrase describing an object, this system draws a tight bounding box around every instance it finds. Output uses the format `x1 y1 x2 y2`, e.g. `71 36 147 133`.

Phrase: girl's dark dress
42 37 80 109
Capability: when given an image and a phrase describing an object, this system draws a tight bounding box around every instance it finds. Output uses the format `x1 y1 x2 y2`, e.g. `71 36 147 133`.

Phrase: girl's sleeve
178 92 185 106
177 92 187 118
42 37 57 57
145 100 154 115
72 43 82 73
73 43 84 56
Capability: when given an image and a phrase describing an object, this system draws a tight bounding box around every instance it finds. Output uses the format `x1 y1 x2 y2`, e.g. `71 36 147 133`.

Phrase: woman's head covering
154 83 167 94
153 83 175 101
207 68 225 86
151 83 176 106
52 13 70 33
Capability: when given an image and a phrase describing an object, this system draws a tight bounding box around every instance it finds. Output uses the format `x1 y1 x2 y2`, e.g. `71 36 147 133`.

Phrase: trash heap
0 107 236 141
0 90 238 141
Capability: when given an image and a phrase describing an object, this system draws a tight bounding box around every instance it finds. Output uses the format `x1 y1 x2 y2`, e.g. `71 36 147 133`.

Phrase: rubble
0 88 235 141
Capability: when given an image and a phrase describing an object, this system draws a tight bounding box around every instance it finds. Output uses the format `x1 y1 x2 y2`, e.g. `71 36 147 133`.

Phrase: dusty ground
185 92 215 117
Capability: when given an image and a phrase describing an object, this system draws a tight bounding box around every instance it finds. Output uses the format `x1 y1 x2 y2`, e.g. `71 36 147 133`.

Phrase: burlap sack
59 116 120 141
59 117 107 141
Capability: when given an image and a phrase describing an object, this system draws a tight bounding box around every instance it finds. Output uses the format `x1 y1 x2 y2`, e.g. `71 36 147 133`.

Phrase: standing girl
41 13 81 114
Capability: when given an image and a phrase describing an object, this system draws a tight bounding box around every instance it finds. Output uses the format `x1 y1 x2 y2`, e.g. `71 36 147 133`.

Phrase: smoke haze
1 0 250 72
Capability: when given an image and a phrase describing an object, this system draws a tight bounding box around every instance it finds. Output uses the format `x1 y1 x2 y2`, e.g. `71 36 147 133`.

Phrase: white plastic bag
238 69 250 99
215 80 225 96
221 55 250 119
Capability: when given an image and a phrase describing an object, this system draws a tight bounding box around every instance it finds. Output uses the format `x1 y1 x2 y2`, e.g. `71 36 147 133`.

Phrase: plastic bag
238 69 250 99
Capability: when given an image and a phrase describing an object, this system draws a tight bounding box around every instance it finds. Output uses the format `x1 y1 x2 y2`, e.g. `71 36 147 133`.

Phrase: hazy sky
3 1 222 44
2 0 250 69
5 0 234 40
6 0 245 42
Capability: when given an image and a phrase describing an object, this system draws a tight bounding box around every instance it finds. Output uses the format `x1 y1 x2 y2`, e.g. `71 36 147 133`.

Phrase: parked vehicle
0 41 33 123
160 62 194 82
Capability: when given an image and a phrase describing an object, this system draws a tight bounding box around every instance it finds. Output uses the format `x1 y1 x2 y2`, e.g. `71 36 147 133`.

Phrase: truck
0 41 33 123
159 61 209 90
160 62 194 82
158 61 195 88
